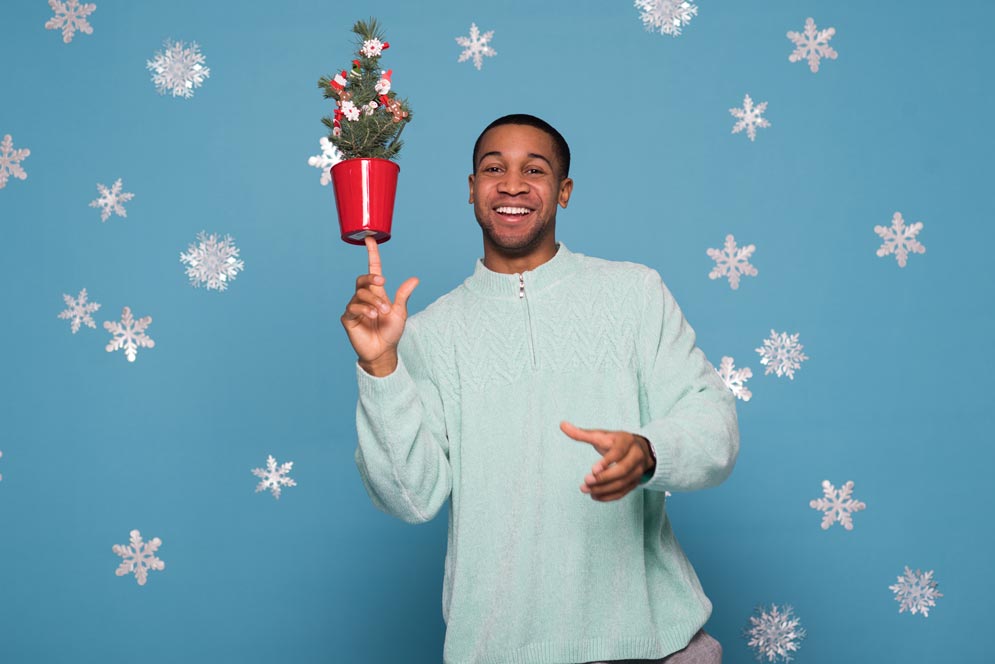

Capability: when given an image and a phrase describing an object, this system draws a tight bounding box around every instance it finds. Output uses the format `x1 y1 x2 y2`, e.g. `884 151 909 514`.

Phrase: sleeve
632 269 740 493
353 319 452 523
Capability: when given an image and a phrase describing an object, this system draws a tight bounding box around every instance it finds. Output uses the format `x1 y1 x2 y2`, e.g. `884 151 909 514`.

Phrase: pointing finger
365 235 383 277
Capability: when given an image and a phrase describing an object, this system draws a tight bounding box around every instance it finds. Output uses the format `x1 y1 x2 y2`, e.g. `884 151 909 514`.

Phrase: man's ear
558 177 574 208
468 174 475 204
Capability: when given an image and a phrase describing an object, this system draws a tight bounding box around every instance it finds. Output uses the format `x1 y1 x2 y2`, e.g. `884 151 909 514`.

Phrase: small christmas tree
318 19 413 161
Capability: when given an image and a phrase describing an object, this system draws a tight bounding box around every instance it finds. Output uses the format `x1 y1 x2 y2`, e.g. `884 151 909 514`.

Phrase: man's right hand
341 236 419 377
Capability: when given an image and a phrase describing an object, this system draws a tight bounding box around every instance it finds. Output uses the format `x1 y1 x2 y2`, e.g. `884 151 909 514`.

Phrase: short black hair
472 114 571 179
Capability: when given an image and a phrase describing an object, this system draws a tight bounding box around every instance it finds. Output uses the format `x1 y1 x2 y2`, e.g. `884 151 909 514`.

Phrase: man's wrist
637 435 656 476
358 351 398 377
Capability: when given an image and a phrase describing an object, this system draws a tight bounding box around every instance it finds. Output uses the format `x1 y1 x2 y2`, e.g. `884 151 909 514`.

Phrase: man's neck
482 237 559 275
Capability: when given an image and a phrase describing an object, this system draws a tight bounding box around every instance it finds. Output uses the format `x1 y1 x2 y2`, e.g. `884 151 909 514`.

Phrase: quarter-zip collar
464 242 580 299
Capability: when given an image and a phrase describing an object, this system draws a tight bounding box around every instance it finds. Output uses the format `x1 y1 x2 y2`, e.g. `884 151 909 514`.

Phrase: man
342 114 738 664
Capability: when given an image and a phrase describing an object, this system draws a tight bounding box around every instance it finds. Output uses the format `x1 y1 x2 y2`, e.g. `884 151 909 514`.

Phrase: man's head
472 114 571 180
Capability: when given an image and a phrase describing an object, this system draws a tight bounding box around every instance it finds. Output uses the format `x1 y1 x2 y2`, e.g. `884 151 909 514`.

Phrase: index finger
365 235 383 277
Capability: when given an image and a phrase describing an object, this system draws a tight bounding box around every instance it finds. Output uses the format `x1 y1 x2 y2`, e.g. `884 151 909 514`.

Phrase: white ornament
103 306 155 363
756 330 808 380
730 94 771 142
809 480 866 530
146 39 211 98
341 100 361 121
875 212 925 268
58 288 101 334
112 529 165 586
89 178 134 222
456 23 496 71
360 38 385 58
307 136 342 186
890 567 943 617
252 455 296 499
375 77 391 95
787 17 838 73
45 0 96 44
744 604 805 663
707 234 758 289
716 356 752 402
179 231 244 291
0 134 30 189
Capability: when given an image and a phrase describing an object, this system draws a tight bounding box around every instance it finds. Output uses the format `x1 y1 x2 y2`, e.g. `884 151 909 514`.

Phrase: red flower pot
330 158 400 245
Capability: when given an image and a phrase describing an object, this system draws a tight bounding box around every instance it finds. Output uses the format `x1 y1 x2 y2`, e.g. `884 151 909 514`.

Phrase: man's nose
497 171 529 195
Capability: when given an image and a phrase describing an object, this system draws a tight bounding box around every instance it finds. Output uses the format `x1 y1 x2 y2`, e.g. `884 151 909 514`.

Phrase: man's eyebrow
476 151 554 169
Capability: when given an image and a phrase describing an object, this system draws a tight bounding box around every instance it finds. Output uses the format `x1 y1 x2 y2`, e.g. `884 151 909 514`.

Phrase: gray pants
581 629 722 664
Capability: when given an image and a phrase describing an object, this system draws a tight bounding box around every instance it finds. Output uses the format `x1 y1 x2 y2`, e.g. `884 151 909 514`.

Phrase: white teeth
496 206 531 215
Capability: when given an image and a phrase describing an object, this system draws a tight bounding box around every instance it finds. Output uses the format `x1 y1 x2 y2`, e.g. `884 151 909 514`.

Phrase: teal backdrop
1 1 992 662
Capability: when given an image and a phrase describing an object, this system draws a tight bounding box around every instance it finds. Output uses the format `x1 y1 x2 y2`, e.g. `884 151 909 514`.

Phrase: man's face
469 124 573 256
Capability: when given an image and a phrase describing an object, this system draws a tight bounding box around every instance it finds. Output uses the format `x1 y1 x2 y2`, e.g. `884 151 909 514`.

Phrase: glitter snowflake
634 0 698 37
0 134 30 189
58 288 101 334
707 234 758 289
809 480 866 530
89 178 134 222
730 95 771 142
756 330 808 379
744 604 805 663
308 136 342 185
146 39 211 98
252 455 296 499
787 17 838 73
875 211 925 268
103 306 155 362
890 566 943 617
113 529 165 586
717 356 752 402
456 23 496 71
179 231 245 291
45 0 96 44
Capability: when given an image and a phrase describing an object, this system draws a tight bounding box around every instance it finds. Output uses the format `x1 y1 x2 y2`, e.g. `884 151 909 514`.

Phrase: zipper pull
518 273 525 298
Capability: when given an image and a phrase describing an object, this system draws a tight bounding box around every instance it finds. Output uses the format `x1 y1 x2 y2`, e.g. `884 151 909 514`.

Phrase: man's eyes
481 165 545 174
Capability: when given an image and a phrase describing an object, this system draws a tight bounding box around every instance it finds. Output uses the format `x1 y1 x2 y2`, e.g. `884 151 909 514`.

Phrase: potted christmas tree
318 19 413 245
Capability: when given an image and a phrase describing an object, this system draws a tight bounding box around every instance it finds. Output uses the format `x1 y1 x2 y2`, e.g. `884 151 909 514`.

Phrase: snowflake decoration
890 566 943 617
456 23 496 71
730 94 771 142
634 0 698 37
103 306 155 362
45 0 96 44
146 39 211 98
787 17 838 73
58 288 101 333
113 529 165 586
179 231 245 291
89 178 134 222
308 136 343 186
0 134 30 189
744 604 805 663
360 38 385 58
252 455 296 499
809 480 866 530
756 330 808 380
717 356 752 402
707 234 758 289
875 211 925 268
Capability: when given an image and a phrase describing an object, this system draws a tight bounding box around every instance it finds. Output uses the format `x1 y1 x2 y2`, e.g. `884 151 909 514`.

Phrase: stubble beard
475 209 553 258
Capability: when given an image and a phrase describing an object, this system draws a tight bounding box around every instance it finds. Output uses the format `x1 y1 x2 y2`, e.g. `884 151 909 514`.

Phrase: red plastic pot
330 158 400 245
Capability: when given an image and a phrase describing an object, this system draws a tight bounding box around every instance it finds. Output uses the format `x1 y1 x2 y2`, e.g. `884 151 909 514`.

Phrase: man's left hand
560 421 656 502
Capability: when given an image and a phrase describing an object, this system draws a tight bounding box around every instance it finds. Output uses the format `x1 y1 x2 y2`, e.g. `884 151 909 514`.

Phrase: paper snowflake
252 455 296 499
45 0 96 44
113 529 165 586
890 566 943 617
103 306 155 362
634 0 698 37
89 178 134 222
456 23 496 71
146 39 211 98
308 136 342 185
708 234 758 289
360 38 385 58
744 604 805 663
787 17 838 73
0 134 30 189
809 480 866 530
730 95 771 142
58 288 101 334
717 356 752 402
179 231 244 292
756 330 808 379
875 212 925 268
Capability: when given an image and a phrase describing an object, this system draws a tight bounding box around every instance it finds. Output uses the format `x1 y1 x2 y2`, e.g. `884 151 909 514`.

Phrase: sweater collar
464 242 580 298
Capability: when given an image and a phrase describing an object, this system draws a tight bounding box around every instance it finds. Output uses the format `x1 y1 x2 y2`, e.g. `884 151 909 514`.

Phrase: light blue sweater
354 242 739 664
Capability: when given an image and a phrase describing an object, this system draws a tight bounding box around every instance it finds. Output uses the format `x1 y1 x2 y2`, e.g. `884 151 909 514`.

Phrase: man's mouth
494 206 535 222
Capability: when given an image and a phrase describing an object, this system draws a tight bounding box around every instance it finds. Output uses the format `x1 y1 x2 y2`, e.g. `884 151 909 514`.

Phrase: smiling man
343 114 738 664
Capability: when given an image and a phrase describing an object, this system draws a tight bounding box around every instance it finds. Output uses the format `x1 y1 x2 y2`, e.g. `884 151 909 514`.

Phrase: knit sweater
354 242 739 664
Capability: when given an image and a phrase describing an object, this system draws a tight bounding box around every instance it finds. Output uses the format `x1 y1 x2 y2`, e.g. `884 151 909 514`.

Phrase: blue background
1 0 992 662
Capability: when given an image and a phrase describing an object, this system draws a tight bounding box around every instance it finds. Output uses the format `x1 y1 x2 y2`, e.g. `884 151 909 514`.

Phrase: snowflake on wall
146 39 211 98
113 529 165 586
890 566 942 617
103 306 155 362
89 178 134 222
634 0 698 37
179 231 245 291
45 0 95 44
707 234 758 289
730 95 771 142
0 134 30 189
809 480 866 530
717 356 752 401
756 330 808 379
252 455 296 499
787 17 837 73
744 604 805 663
456 23 496 71
307 136 342 186
58 288 101 333
875 211 925 268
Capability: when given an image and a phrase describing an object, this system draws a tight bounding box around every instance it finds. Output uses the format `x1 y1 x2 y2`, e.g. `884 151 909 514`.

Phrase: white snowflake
744 604 805 663
730 94 771 142
875 211 925 268
809 480 866 530
756 330 808 380
58 288 101 334
45 0 96 44
252 455 296 499
112 529 165 586
634 0 698 37
89 178 134 222
717 356 752 402
890 566 943 617
103 306 155 362
179 231 244 292
146 39 211 98
456 23 496 71
787 17 838 73
0 134 30 189
307 136 343 186
360 38 385 58
707 234 758 289
341 99 361 121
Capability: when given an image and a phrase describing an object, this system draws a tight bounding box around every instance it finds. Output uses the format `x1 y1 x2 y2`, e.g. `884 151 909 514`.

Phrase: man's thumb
394 277 419 311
